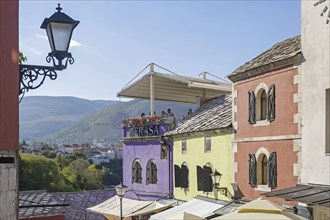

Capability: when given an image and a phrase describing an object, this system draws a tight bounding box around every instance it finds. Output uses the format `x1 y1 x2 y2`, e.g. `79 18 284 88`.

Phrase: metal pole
150 63 155 116
120 196 123 220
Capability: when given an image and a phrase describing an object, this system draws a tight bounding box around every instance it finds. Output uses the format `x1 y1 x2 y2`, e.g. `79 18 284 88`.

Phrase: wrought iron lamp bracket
215 186 228 197
19 54 75 101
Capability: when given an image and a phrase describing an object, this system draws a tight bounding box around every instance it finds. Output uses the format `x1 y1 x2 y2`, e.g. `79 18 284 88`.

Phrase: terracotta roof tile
228 35 301 81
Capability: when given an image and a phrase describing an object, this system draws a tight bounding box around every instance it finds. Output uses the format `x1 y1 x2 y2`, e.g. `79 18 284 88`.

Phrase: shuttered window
174 165 182 187
268 84 275 121
261 155 268 184
260 90 267 120
147 160 157 185
268 152 277 188
203 165 213 192
248 91 256 124
248 153 257 187
181 164 189 189
196 166 204 191
132 159 142 184
196 165 214 192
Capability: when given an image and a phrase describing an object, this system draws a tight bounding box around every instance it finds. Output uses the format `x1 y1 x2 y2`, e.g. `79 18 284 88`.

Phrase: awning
86 195 168 219
212 199 307 220
262 184 330 208
129 201 172 217
149 197 228 220
117 71 231 104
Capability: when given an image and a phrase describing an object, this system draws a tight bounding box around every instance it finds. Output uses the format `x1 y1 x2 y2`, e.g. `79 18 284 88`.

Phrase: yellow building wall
173 132 233 201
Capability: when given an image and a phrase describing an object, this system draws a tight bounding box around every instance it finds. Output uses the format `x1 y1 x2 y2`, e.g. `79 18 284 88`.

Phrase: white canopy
117 64 231 116
86 195 170 219
149 198 225 220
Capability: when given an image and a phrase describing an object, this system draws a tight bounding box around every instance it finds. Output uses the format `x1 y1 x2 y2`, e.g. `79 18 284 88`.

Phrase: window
132 159 142 184
248 91 256 124
248 84 275 124
260 90 267 120
248 153 257 187
204 137 211 152
326 89 330 154
258 154 268 185
146 159 157 184
181 139 187 154
160 144 169 159
196 163 213 192
174 162 189 189
249 151 277 188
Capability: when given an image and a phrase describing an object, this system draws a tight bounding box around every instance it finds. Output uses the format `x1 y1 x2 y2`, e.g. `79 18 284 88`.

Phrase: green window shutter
203 166 213 192
248 153 257 187
132 164 136 183
151 162 157 184
137 163 142 183
181 164 189 188
248 91 256 124
196 166 204 191
146 161 151 184
268 152 277 188
174 165 182 187
268 84 276 122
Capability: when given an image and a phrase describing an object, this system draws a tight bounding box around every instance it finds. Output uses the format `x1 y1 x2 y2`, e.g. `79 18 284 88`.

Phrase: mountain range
19 96 193 144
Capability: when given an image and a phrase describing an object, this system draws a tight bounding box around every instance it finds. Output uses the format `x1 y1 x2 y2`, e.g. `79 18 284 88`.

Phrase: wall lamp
19 4 79 100
210 169 229 197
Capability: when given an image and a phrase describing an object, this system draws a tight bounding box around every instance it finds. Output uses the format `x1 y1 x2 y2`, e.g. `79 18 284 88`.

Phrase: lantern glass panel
46 25 55 51
49 22 73 52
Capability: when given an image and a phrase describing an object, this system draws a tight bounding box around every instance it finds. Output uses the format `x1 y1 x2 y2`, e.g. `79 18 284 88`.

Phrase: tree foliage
19 154 104 192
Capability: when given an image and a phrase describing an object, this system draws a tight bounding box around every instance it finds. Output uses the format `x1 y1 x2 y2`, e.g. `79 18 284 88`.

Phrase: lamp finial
56 3 62 12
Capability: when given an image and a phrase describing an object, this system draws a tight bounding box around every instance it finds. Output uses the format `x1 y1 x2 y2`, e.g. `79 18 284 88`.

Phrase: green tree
19 51 27 64
19 154 63 191
62 159 102 190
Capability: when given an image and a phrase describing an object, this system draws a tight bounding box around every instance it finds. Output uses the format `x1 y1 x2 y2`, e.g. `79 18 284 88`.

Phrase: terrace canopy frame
117 63 231 116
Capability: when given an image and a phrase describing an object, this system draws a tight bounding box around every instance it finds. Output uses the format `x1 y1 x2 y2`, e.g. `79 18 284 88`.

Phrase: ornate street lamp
210 169 229 197
19 3 79 100
210 169 222 187
115 182 128 220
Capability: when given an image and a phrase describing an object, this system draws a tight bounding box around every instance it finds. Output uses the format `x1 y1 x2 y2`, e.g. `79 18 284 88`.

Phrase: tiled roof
19 189 116 220
165 95 232 136
54 189 115 220
19 190 65 218
228 35 301 81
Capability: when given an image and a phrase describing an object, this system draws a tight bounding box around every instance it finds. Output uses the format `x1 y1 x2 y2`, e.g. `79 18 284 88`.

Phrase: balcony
121 116 175 138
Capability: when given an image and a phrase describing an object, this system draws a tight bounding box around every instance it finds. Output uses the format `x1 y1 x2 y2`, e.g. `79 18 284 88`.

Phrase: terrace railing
121 116 176 138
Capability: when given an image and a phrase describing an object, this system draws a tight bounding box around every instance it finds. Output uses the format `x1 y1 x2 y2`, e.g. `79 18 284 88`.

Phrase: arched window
249 83 276 124
132 159 142 184
256 89 267 121
174 162 189 189
197 163 213 192
146 159 157 184
257 153 268 185
260 90 267 120
261 154 268 184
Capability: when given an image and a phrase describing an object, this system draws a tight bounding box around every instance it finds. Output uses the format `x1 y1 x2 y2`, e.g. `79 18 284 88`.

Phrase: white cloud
36 34 48 40
70 39 81 47
30 48 42 55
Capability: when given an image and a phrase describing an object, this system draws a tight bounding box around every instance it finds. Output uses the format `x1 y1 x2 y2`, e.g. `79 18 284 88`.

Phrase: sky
19 0 301 101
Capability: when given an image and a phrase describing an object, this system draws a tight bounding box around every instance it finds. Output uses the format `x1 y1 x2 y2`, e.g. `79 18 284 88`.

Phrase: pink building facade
229 36 302 204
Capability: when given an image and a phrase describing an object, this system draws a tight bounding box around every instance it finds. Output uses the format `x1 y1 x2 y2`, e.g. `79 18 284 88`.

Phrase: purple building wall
122 123 173 201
